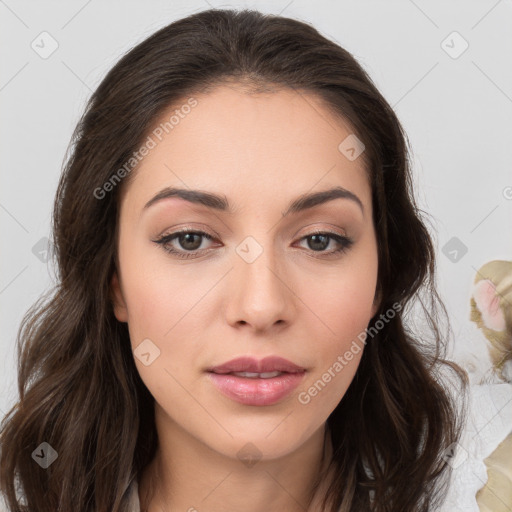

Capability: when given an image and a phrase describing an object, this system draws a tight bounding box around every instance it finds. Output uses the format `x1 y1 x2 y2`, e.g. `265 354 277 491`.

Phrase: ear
110 271 128 323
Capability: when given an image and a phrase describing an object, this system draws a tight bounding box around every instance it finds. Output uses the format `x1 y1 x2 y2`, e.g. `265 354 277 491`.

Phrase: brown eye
153 229 354 260
306 233 330 251
297 231 354 257
176 232 203 251
153 230 215 259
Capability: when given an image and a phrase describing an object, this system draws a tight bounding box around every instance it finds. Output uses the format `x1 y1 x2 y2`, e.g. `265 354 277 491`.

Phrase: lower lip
207 371 306 406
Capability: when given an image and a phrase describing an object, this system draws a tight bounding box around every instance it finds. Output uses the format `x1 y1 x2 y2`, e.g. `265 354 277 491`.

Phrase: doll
470 260 512 511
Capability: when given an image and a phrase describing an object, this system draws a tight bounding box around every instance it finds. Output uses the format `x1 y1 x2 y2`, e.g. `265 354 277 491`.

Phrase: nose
224 239 295 333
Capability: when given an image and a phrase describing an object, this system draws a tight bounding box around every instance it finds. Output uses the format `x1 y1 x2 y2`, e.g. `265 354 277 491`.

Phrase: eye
152 228 354 259
295 230 354 257
153 229 217 259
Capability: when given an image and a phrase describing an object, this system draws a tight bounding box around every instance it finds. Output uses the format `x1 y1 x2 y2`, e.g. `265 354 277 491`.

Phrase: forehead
119 84 371 214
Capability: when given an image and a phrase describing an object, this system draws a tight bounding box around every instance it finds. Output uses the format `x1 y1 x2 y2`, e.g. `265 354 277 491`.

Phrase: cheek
304 275 373 378
121 266 206 400
296 284 372 414
331 278 376 341
118 243 214 381
118 236 195 340
297 244 378 401
124 274 170 341
303 249 378 344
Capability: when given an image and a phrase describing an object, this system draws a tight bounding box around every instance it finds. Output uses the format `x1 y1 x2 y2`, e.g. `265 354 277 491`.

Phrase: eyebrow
143 186 364 217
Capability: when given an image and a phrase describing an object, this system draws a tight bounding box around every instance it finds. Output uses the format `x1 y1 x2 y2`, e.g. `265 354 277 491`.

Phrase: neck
139 417 334 512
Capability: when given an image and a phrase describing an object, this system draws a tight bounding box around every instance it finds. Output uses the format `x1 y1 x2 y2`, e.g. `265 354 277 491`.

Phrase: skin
110 84 380 512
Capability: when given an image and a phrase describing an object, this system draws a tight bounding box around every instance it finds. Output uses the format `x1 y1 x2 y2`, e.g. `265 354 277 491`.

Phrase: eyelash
152 228 354 260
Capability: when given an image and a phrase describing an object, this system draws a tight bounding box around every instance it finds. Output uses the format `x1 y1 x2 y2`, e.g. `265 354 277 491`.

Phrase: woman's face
111 84 380 460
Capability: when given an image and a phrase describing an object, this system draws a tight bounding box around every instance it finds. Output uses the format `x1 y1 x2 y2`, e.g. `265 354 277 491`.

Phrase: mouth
206 367 307 406
210 370 297 379
206 355 306 375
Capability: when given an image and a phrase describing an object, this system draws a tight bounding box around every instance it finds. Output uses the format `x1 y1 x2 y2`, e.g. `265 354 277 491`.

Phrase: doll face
111 84 379 460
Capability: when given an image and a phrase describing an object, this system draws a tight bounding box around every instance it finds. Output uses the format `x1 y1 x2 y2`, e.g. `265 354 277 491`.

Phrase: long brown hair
0 8 468 512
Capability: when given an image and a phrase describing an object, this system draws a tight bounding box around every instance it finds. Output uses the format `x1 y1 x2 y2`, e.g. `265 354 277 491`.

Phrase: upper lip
207 356 306 374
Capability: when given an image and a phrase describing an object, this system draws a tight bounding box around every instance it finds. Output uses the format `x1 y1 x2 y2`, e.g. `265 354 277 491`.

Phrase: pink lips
206 356 306 406
207 356 305 374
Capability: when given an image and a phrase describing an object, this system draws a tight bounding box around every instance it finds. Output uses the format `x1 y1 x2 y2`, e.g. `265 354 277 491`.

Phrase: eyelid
296 225 347 239
152 225 354 260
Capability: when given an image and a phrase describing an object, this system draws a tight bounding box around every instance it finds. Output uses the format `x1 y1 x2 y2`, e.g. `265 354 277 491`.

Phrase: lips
207 370 306 406
207 355 306 375
206 356 307 406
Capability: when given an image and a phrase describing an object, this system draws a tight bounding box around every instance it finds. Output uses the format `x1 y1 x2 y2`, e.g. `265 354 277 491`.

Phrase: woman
0 8 468 512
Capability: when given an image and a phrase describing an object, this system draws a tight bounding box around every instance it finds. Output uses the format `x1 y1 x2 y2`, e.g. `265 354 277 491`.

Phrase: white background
1 0 511 509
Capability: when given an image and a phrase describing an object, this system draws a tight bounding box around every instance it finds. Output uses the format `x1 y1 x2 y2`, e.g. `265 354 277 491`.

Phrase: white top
126 479 140 512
